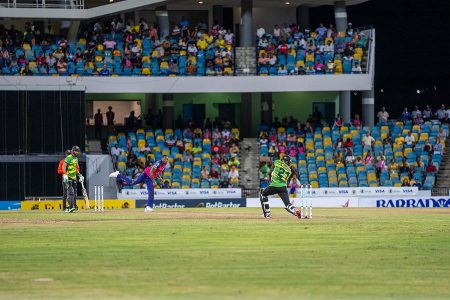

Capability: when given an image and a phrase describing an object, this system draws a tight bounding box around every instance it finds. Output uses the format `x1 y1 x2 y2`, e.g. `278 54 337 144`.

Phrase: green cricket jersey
269 159 292 187
64 154 78 180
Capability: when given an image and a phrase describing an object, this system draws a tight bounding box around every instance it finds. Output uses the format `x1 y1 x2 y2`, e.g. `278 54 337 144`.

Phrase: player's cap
72 145 81 152
282 155 291 165
65 149 71 155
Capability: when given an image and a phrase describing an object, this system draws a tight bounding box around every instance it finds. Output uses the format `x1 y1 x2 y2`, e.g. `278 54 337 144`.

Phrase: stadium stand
0 20 234 76
258 118 448 190
108 127 241 189
256 23 368 75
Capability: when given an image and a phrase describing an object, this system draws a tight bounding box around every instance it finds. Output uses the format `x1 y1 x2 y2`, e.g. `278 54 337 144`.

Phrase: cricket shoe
144 206 153 213
68 207 76 213
109 171 120 178
295 208 302 219
263 212 272 219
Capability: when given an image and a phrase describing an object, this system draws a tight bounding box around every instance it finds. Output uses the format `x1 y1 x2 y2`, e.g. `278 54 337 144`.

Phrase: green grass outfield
0 208 449 300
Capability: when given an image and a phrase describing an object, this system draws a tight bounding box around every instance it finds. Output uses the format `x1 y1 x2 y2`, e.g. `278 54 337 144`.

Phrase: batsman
260 155 301 219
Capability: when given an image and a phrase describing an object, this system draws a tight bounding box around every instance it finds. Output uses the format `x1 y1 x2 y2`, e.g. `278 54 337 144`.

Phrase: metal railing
431 187 450 196
0 0 84 9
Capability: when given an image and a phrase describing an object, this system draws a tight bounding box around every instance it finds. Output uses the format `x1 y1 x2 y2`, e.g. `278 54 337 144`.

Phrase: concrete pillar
296 5 309 31
155 6 170 40
261 92 272 126
334 0 347 33
213 5 224 26
339 91 351 123
240 0 253 47
134 9 140 25
66 20 80 43
362 89 375 127
162 93 174 130
240 93 252 138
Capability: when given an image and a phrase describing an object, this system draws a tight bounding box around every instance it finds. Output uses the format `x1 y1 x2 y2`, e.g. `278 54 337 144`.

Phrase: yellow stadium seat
142 68 151 75
137 140 145 149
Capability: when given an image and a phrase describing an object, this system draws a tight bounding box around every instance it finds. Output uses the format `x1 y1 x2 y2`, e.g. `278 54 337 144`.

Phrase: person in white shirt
404 132 415 146
256 26 265 39
435 104 446 120
224 30 234 44
411 105 422 120
110 145 123 168
324 40 334 53
377 107 389 123
423 105 432 120
362 132 375 147
352 62 362 73
273 24 281 39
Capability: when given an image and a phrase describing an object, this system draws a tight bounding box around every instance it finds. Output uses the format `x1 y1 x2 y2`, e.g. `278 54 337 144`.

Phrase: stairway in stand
235 47 257 76
433 139 450 195
239 138 260 197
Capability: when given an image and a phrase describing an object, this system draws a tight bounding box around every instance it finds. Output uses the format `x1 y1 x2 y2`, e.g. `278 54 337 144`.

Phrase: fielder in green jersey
260 155 301 219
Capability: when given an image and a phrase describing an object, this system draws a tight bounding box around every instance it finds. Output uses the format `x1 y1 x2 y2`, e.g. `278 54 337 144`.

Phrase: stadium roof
0 0 368 19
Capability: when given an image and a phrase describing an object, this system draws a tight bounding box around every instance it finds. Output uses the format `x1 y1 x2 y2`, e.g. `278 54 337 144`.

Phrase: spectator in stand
438 128 448 140
228 165 239 186
344 148 355 165
192 143 202 155
352 62 362 73
362 131 375 148
175 138 184 153
388 158 399 174
383 132 393 145
364 151 374 165
424 139 433 155
228 156 240 168
110 144 123 169
395 133 405 145
278 64 288 75
375 156 387 176
423 105 432 121
426 160 437 176
377 106 389 124
201 166 209 180
411 105 422 120
256 25 265 39
412 157 425 174
106 106 115 126
183 150 193 163
401 107 410 123
352 114 362 129
162 180 171 189
344 138 354 149
435 104 446 121
335 137 344 153
94 109 103 140
209 167 220 180
434 138 443 155
399 158 410 174
288 174 300 196
166 135 176 148
333 114 343 130
405 132 416 146
401 178 411 187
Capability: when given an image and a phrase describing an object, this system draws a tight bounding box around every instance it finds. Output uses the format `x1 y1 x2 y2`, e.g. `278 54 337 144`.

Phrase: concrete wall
0 75 373 93
272 91 339 122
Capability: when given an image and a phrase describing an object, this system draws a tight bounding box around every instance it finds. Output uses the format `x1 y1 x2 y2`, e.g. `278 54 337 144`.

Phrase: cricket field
0 208 449 300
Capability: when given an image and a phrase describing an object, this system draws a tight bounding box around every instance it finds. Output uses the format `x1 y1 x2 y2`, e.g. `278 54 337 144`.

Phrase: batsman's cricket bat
80 181 90 209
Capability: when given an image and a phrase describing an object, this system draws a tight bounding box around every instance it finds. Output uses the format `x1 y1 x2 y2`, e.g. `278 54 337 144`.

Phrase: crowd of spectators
258 107 447 190
378 104 450 125
109 122 241 189
256 22 368 75
0 18 235 76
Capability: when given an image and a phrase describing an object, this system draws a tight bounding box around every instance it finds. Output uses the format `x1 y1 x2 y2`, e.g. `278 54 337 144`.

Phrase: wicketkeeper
260 155 301 219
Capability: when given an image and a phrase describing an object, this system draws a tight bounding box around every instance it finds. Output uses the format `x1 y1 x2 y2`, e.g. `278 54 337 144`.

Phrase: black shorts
262 185 290 205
